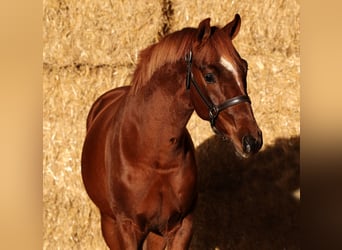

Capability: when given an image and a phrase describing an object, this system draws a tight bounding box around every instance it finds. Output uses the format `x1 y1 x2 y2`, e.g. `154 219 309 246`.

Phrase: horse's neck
120 62 193 163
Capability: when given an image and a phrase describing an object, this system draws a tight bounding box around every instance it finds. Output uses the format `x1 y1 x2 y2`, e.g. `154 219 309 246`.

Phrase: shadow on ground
190 136 300 250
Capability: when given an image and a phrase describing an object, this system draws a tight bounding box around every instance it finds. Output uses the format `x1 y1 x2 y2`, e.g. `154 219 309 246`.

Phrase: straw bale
172 0 300 56
43 0 299 248
43 65 130 249
43 0 163 66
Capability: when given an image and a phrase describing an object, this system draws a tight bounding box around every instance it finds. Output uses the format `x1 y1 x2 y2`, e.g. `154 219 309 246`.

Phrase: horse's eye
204 73 216 84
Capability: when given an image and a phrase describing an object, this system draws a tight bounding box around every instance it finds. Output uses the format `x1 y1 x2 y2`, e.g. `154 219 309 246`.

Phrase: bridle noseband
185 50 251 136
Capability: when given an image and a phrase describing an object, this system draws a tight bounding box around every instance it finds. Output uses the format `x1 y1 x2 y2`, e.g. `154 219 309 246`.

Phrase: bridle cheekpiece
185 50 251 137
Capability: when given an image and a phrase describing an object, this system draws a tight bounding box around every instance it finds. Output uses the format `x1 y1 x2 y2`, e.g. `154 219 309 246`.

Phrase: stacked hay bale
43 0 299 249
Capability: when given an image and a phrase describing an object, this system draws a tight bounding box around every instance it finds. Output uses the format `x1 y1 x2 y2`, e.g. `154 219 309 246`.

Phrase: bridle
185 50 251 137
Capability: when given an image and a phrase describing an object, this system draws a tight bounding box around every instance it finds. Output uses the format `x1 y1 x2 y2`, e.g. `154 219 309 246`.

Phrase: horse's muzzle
242 133 262 155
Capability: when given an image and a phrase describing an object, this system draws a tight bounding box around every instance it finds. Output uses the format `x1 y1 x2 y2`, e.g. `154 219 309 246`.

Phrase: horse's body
82 14 262 249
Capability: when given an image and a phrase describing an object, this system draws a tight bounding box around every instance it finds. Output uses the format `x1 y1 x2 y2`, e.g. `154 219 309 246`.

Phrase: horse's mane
130 28 197 94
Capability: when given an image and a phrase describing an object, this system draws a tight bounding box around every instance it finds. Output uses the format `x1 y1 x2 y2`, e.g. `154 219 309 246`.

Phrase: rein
185 50 251 136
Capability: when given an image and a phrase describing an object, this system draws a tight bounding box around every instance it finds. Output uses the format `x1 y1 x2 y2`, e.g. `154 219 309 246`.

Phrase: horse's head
187 14 262 158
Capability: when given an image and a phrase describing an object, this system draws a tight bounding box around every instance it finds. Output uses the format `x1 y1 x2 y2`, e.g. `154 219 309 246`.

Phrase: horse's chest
112 167 196 232
138 174 195 232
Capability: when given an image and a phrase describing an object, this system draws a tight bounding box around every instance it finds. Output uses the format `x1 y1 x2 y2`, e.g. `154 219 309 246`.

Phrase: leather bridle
185 50 251 136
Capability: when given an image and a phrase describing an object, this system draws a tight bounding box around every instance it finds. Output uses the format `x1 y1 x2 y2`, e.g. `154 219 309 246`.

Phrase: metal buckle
209 106 219 126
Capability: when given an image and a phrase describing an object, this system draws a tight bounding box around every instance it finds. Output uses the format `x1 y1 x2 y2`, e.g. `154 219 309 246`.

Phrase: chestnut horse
81 14 262 249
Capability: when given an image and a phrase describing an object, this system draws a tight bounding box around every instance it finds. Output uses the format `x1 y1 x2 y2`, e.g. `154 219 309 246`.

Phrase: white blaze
220 57 242 88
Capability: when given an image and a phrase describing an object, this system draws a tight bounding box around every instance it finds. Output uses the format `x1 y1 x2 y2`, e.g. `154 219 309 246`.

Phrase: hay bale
43 0 163 66
43 0 299 248
172 0 299 56
43 65 124 249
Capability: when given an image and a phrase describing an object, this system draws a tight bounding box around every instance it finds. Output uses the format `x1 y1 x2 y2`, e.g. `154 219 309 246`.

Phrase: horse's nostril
242 135 260 154
258 130 263 150
258 130 262 138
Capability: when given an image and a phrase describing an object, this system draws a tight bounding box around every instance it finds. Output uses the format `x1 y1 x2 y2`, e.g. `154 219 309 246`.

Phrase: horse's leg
142 233 166 250
166 214 193 250
101 213 144 250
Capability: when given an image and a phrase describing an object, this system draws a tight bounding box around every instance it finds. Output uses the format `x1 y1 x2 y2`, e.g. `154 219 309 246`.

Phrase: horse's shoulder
86 86 130 131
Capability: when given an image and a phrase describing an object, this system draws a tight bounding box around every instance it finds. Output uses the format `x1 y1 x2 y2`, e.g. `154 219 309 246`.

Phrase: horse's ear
223 14 241 40
197 18 211 44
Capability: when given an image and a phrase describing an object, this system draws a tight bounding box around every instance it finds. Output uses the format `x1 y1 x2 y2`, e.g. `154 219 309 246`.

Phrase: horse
81 14 262 250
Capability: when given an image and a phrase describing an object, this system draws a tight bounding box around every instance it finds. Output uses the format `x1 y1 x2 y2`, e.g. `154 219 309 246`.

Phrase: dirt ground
43 0 300 249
